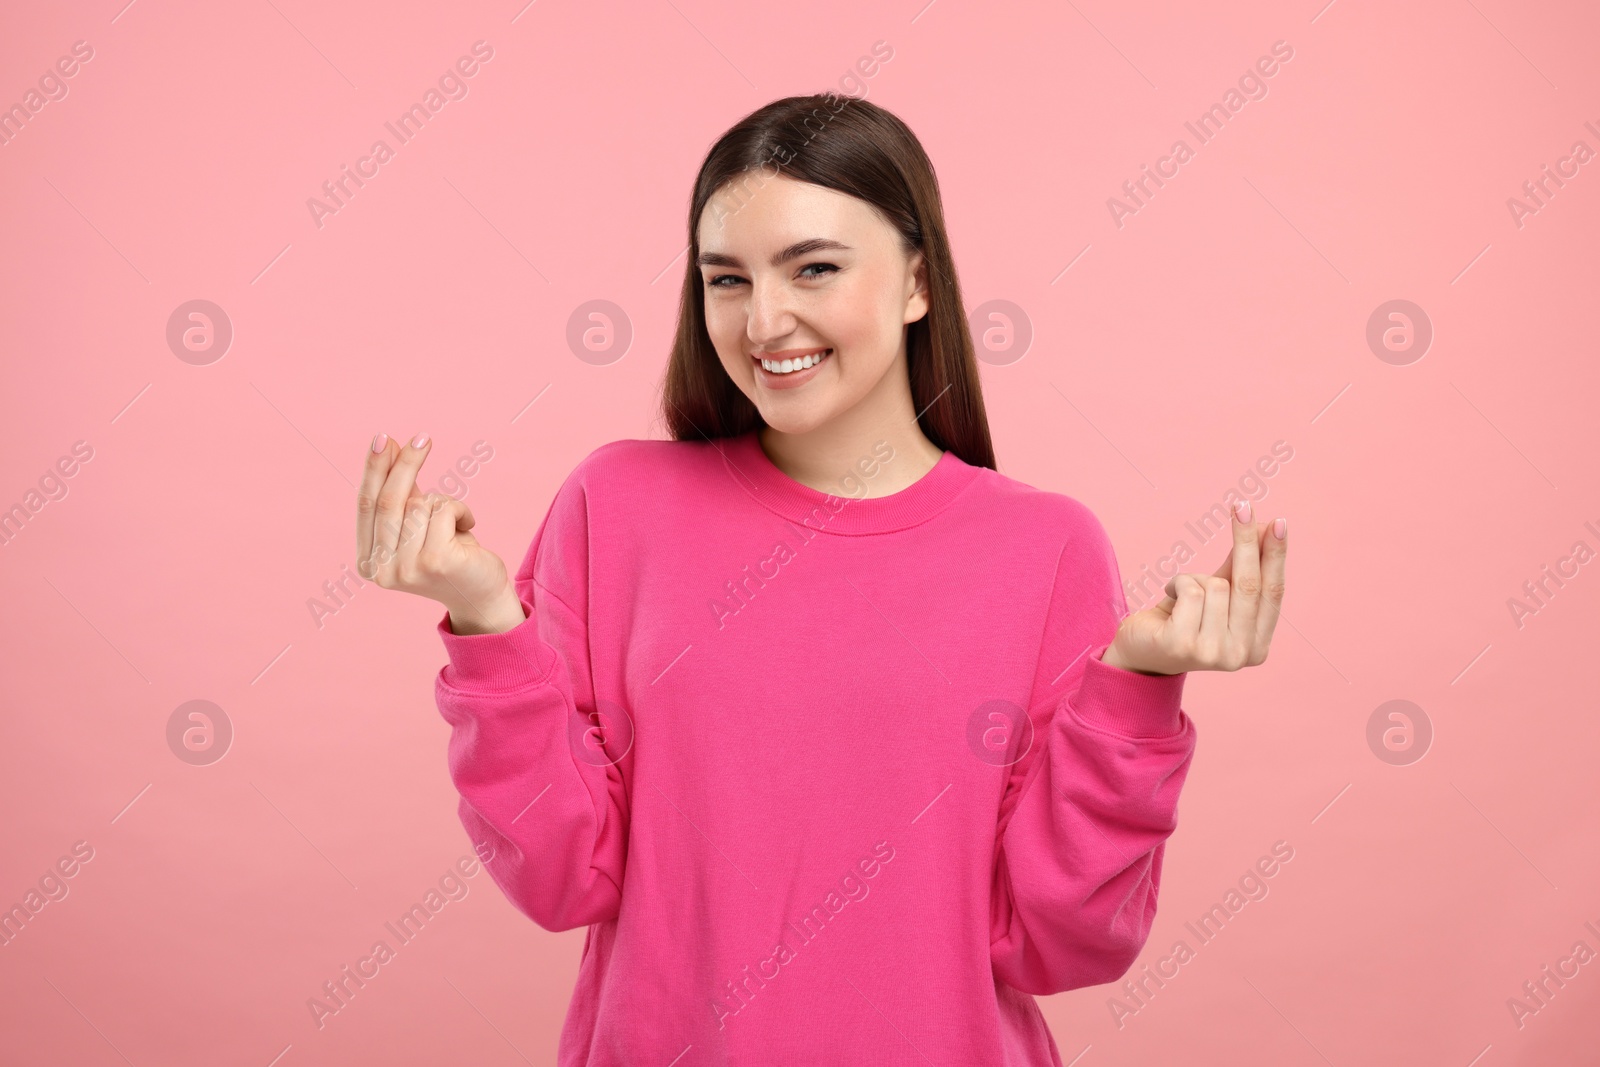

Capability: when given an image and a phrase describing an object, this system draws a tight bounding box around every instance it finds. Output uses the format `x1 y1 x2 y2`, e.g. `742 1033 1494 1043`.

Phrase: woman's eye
706 263 837 289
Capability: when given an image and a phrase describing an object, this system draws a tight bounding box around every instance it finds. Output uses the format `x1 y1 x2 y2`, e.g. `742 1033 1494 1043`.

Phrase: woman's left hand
1099 501 1287 677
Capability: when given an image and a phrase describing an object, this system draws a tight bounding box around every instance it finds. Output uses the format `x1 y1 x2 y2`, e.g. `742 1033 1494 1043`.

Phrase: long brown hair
658 93 997 471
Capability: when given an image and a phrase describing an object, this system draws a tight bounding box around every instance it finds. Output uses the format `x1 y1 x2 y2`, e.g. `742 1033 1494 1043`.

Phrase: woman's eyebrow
697 238 852 269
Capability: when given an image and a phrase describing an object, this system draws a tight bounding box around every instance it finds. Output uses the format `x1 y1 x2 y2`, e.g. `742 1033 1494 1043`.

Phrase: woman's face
696 171 928 435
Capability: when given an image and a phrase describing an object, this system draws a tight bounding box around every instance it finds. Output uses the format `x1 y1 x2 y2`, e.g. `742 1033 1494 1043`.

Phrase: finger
1197 575 1234 664
1165 573 1207 639
1227 501 1262 644
394 491 437 573
430 494 475 533
423 496 480 612
373 433 433 570
357 433 399 577
1256 516 1288 651
423 494 467 555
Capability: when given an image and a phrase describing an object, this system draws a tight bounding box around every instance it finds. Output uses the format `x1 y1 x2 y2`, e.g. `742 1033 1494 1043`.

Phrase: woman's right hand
357 433 527 635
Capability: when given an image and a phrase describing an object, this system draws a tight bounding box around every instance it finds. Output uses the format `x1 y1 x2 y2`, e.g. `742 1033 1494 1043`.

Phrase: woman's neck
757 423 943 498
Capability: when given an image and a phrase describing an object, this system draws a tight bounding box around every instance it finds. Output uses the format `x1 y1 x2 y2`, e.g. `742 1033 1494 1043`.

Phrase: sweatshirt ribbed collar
718 429 981 536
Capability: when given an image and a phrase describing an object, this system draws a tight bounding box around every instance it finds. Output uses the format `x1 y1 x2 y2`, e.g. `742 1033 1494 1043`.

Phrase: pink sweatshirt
433 430 1197 1066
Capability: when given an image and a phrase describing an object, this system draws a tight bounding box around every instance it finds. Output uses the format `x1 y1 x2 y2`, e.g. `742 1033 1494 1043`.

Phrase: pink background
2 0 1597 1063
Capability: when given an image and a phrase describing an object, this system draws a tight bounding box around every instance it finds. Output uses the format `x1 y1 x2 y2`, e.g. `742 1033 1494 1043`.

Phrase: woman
355 94 1287 1066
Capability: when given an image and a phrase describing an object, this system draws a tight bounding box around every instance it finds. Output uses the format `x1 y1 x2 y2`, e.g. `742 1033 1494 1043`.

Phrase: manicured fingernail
1273 517 1287 540
411 433 429 448
1235 500 1252 523
371 433 387 453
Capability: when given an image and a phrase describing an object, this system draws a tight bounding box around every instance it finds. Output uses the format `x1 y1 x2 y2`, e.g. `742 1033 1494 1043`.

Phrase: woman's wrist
1099 639 1171 677
447 584 527 636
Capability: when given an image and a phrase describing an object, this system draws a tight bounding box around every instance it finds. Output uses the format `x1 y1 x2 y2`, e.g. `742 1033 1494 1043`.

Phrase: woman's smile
752 346 833 389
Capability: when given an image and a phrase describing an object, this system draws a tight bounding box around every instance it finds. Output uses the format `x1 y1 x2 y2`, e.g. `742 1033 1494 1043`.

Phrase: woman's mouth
752 347 832 389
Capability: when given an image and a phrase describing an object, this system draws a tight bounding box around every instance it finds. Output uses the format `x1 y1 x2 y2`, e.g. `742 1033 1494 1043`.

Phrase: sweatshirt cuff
1067 642 1187 739
435 591 556 692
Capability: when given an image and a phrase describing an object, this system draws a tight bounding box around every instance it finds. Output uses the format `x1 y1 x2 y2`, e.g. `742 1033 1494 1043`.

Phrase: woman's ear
904 251 930 325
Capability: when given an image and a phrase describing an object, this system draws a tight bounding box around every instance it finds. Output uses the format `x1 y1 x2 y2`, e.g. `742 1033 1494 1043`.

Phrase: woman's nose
744 281 797 344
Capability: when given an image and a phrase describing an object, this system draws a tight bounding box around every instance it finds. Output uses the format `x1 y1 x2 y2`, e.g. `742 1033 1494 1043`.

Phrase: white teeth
761 350 829 374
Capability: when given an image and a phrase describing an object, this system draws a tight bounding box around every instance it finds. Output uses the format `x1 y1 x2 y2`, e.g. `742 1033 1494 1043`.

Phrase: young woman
356 94 1286 1066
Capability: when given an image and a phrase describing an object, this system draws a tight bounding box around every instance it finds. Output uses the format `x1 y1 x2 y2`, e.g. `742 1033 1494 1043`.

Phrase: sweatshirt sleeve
989 502 1197 996
432 461 629 932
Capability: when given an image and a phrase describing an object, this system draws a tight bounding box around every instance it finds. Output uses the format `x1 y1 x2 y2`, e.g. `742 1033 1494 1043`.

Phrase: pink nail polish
412 433 429 448
1274 517 1287 540
371 433 387 453
1235 500 1251 523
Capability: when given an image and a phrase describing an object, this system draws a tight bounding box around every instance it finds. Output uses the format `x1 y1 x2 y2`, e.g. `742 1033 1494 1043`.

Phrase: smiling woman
362 91 1286 1067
